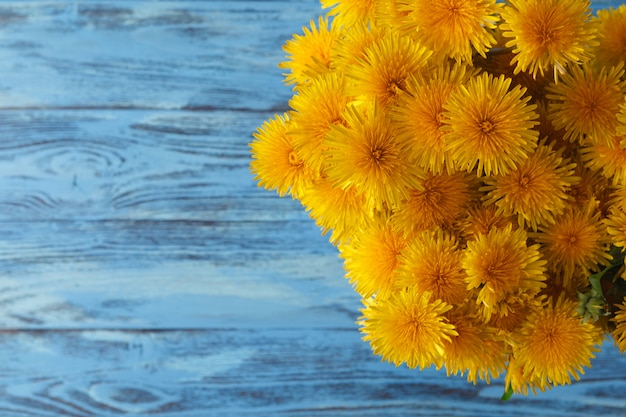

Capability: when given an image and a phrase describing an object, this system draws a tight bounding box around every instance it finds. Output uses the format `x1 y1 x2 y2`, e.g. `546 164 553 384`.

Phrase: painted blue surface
0 1 624 415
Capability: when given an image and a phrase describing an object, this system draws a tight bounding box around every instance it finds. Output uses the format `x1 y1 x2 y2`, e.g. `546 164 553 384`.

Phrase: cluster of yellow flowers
249 0 626 396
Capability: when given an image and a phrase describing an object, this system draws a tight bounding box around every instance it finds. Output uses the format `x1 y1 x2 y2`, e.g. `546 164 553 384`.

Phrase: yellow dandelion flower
250 113 316 199
345 32 432 107
546 63 626 145
442 72 539 177
391 171 472 237
569 163 612 211
397 229 468 306
279 17 342 89
533 200 612 287
457 204 516 239
500 0 597 80
480 292 549 327
359 287 457 369
615 101 626 150
321 0 377 27
580 133 626 185
513 296 601 388
340 219 407 299
463 224 547 316
488 294 543 333
505 354 548 396
396 0 500 62
608 185 626 212
443 307 506 384
592 5 626 68
331 21 385 73
605 207 626 248
612 297 626 353
289 72 351 171
375 0 409 29
481 142 579 231
390 63 475 174
324 102 425 211
300 177 371 245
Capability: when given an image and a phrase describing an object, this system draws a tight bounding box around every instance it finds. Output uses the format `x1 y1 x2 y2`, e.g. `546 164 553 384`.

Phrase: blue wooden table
0 1 625 415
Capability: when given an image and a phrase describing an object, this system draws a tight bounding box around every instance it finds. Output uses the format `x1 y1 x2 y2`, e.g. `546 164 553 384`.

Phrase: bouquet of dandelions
249 0 626 398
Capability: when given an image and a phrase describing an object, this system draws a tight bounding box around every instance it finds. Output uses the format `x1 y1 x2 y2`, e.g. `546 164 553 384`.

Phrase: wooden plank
0 109 303 221
0 329 624 416
0 1 321 111
0 217 356 329
0 108 355 330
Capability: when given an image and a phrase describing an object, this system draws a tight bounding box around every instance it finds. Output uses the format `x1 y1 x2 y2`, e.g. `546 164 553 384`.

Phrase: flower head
500 0 597 80
391 171 472 237
605 206 626 249
442 72 539 176
569 163 612 211
505 354 547 395
463 224 547 317
397 0 501 62
340 218 407 299
533 200 612 288
457 204 516 239
481 142 579 231
488 295 543 333
289 72 351 171
612 297 626 353
580 133 626 185
322 0 377 27
397 229 468 306
390 63 475 173
592 5 626 68
359 287 457 369
331 21 385 73
250 113 316 198
279 17 342 89
345 32 432 107
513 296 601 388
443 306 506 383
324 102 425 211
546 63 626 145
300 177 371 245
608 186 626 214
375 0 409 28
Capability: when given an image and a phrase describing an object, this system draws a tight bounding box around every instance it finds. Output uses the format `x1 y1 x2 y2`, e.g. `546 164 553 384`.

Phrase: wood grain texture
0 0 318 111
0 109 296 222
0 329 626 417
0 0 624 415
0 107 354 330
